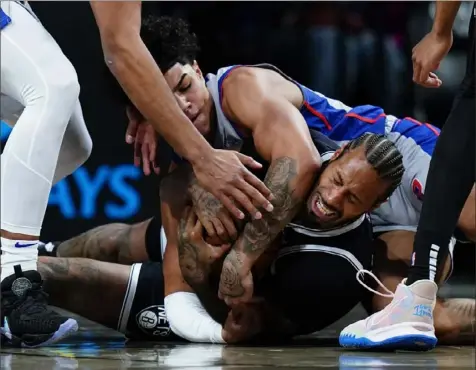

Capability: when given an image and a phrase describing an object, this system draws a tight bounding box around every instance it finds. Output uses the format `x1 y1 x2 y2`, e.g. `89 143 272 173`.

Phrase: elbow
308 152 322 172
298 150 321 179
100 33 134 73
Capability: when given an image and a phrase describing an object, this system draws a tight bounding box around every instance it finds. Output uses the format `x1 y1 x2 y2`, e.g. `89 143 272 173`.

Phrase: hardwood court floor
1 307 474 369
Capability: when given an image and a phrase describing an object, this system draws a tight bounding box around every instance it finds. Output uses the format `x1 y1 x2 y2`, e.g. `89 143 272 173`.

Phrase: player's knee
29 58 80 119
98 223 131 262
73 132 93 168
46 62 80 105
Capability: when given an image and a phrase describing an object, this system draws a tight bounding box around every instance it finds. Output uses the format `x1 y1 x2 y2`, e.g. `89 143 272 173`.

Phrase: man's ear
331 147 343 160
192 60 203 78
371 197 389 211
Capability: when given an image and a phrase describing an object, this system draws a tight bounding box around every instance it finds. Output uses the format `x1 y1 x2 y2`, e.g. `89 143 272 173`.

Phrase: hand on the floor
222 304 262 343
218 249 254 306
412 30 452 88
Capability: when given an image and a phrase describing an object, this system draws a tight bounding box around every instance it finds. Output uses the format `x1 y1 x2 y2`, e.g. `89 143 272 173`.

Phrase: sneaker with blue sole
339 277 438 351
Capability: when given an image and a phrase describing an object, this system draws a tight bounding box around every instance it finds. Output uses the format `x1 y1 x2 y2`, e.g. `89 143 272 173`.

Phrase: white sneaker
339 273 438 351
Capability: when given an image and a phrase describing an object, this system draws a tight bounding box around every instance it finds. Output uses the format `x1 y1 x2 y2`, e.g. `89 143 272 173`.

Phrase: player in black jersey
34 132 406 342
36 117 475 345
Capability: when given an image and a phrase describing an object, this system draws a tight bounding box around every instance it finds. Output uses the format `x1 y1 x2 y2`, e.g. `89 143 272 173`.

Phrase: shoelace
355 269 395 298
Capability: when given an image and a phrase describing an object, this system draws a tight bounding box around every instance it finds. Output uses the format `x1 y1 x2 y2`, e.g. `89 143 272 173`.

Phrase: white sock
1 237 39 281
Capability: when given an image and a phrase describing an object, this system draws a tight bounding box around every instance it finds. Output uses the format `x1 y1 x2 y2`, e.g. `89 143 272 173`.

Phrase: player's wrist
430 27 453 40
229 247 254 272
185 141 214 169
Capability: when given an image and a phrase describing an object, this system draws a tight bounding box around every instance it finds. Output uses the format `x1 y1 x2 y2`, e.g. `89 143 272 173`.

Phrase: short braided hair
342 133 404 201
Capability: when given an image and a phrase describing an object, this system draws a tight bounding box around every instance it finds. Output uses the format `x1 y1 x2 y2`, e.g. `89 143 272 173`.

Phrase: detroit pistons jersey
206 64 440 233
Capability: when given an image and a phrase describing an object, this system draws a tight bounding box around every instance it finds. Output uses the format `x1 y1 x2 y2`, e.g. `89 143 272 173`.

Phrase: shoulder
221 67 268 103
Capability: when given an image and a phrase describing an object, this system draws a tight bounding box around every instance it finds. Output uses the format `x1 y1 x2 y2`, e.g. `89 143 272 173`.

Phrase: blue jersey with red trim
210 64 440 232
215 64 440 156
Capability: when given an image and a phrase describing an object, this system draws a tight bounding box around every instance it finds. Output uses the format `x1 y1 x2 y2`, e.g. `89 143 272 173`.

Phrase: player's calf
42 220 152 265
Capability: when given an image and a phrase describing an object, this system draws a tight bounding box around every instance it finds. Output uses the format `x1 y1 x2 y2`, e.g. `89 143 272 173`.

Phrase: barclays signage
1 120 142 220
49 164 141 220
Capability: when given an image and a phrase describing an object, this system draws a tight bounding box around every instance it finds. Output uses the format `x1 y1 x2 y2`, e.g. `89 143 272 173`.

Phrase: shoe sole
339 333 437 351
1 318 78 348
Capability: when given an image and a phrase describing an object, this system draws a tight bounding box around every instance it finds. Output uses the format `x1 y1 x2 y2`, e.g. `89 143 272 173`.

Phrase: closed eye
348 193 361 205
334 172 344 186
178 82 192 93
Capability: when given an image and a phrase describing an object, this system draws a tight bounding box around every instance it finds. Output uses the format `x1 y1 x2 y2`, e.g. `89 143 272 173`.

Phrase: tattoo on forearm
177 217 229 323
220 251 246 298
189 177 223 218
56 224 133 263
218 157 302 300
177 217 207 283
240 157 301 257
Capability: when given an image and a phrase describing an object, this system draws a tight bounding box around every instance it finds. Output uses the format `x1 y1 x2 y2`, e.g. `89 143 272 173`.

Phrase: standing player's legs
407 92 475 284
340 14 475 349
340 79 475 352
52 101 92 184
0 1 87 346
1 94 92 183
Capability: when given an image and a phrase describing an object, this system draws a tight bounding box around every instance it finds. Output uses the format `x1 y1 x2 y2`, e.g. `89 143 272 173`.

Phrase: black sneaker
37 241 61 257
0 265 78 347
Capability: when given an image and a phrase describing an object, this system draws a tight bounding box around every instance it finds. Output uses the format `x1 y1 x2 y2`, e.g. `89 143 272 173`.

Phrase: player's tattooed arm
176 209 230 324
219 157 304 301
218 67 321 303
161 166 228 324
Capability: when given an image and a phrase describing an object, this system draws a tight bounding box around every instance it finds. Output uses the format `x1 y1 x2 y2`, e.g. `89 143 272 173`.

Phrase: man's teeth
316 197 334 216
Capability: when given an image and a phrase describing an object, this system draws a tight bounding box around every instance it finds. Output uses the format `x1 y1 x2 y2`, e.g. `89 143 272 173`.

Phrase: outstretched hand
192 149 274 221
